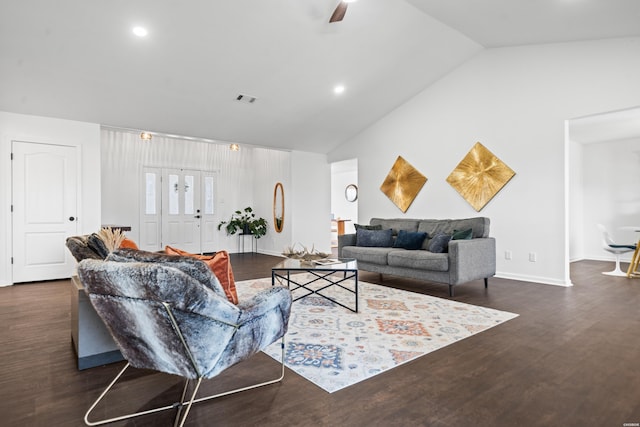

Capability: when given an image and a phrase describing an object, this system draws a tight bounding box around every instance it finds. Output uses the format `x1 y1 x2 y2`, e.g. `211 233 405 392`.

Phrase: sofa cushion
388 250 449 272
428 233 451 253
356 228 393 247
393 230 428 250
342 246 392 265
370 218 420 235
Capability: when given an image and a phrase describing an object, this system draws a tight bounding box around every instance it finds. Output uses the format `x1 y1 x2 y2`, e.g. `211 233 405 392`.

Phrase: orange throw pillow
119 237 139 250
164 246 238 305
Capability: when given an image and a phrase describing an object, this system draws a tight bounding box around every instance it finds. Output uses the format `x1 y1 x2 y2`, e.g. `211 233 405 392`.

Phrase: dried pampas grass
98 227 126 252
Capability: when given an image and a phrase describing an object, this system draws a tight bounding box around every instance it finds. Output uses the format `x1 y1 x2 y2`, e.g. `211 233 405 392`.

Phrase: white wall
0 111 101 286
291 151 332 253
568 138 585 262
580 137 640 260
252 147 292 256
328 37 640 286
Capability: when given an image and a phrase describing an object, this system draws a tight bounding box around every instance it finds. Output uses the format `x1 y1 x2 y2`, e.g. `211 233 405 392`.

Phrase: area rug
235 274 518 393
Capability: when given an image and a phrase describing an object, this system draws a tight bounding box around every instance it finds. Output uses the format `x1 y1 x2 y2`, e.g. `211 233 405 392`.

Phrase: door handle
69 216 76 221
194 215 201 219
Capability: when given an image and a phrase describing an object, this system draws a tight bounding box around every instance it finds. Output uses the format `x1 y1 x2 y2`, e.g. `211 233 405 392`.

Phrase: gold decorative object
446 142 515 211
380 156 427 213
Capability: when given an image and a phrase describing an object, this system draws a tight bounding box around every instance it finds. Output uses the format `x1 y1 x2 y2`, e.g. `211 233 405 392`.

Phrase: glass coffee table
271 258 358 312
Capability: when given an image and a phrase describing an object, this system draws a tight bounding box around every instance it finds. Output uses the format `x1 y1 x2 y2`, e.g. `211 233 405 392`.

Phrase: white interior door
12 141 78 282
161 169 202 253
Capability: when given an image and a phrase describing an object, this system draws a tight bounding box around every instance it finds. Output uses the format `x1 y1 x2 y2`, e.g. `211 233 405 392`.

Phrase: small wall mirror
345 184 358 202
273 182 284 233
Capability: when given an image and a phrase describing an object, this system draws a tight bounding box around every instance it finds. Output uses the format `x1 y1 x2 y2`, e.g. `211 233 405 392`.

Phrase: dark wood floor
1 254 639 426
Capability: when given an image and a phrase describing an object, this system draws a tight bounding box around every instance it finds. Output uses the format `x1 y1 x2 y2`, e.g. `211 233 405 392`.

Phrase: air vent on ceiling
236 94 257 104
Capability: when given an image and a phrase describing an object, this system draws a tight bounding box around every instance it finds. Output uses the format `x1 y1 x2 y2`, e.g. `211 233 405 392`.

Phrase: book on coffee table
312 258 341 265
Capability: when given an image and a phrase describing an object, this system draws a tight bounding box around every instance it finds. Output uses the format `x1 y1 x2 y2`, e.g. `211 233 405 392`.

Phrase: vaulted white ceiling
1 0 639 153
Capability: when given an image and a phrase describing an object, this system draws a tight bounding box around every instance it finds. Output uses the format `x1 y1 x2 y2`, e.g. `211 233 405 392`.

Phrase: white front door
12 141 78 282
161 169 202 253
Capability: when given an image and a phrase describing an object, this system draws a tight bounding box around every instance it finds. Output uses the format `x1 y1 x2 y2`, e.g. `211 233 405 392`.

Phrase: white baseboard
494 272 572 287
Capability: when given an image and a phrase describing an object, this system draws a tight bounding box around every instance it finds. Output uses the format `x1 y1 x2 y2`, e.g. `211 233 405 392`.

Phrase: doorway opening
330 159 358 255
566 106 640 282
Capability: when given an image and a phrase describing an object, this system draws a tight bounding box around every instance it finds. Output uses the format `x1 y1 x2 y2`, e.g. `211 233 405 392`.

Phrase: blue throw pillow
356 228 393 247
393 230 428 250
452 228 473 240
428 233 452 253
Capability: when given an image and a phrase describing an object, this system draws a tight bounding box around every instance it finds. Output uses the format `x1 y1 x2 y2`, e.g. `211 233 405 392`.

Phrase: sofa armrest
448 238 496 285
338 234 357 257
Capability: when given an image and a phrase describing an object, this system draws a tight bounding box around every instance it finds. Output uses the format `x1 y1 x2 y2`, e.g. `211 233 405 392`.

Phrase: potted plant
218 207 268 239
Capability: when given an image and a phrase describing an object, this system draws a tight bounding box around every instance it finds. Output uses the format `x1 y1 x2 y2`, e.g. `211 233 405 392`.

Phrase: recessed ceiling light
334 85 345 95
132 26 148 37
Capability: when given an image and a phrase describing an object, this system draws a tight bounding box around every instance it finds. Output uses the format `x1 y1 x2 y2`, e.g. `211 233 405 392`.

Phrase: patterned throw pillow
428 233 452 253
356 228 393 247
165 246 238 305
393 230 428 250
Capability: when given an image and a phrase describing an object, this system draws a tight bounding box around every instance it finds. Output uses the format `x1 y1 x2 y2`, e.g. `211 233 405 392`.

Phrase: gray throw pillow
356 228 393 247
428 233 451 253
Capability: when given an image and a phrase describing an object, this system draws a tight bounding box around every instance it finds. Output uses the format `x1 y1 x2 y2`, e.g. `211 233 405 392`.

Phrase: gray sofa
338 217 496 297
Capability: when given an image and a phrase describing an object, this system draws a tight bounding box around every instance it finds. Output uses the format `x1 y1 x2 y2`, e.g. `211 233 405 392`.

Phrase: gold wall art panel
446 142 515 211
380 156 427 213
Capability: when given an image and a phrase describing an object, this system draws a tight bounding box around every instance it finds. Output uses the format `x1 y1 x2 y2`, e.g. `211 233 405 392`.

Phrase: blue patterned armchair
77 255 291 426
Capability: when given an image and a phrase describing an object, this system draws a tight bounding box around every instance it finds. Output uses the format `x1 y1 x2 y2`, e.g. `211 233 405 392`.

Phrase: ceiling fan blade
329 1 348 23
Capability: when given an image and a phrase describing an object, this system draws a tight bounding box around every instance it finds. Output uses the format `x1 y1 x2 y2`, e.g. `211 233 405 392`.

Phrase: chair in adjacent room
596 224 637 276
77 257 292 427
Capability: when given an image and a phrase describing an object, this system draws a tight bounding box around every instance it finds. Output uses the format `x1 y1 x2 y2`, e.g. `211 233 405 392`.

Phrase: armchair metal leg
84 338 286 426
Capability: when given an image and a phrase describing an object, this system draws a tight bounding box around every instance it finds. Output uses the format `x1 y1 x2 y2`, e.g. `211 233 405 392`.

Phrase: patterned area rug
235 274 518 393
